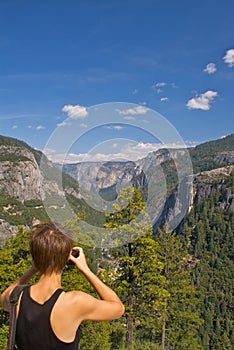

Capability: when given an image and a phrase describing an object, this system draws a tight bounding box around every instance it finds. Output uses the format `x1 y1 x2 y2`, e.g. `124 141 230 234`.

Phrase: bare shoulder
60 290 95 310
62 290 92 302
61 290 124 321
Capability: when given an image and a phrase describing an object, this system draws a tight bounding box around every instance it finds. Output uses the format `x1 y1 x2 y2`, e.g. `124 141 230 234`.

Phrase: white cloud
186 90 218 110
57 121 87 128
155 82 166 87
152 81 177 94
152 82 167 93
160 97 168 102
27 125 32 129
62 104 88 119
36 125 45 130
11 125 18 129
43 148 57 156
117 105 149 116
123 116 136 121
204 63 217 74
45 142 191 164
223 49 234 67
57 121 71 127
80 123 88 128
104 125 124 130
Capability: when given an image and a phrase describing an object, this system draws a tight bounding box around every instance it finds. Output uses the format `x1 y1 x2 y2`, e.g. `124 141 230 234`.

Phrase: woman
0 222 125 350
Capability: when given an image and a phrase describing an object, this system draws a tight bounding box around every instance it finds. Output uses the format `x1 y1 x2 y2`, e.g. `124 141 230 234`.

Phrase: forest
0 179 233 350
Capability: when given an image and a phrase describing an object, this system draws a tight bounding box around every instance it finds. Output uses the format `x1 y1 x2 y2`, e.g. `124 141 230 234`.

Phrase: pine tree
182 188 234 349
155 225 203 350
103 187 165 349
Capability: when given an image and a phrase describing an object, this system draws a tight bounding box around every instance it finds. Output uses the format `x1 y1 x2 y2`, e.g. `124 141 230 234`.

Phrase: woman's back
16 286 81 350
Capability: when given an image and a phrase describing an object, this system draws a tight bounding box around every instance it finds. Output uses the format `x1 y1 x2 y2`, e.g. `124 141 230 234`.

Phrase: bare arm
69 247 125 321
0 265 38 312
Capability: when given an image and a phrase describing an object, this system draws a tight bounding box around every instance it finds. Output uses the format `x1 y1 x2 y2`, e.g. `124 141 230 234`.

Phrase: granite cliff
1 134 234 242
0 135 82 242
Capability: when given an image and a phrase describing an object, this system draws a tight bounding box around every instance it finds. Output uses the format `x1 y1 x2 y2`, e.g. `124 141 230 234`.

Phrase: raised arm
0 265 38 312
69 247 125 321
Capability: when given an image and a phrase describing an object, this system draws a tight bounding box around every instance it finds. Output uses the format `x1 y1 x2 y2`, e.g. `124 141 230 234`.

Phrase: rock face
62 161 140 192
0 144 80 203
214 151 234 165
60 144 234 232
0 148 41 201
1 134 234 241
61 149 186 192
153 165 234 232
193 165 234 206
0 219 25 244
0 137 82 242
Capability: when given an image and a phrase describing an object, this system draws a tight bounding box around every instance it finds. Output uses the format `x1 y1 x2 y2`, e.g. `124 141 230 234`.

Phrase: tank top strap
25 285 64 310
45 288 64 311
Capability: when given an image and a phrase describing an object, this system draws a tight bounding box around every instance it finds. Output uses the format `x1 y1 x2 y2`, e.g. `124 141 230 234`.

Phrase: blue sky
0 0 234 162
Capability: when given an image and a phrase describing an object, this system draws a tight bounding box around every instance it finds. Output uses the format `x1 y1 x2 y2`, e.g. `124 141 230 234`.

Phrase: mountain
1 134 234 242
0 135 233 349
58 134 234 230
60 134 234 193
0 135 83 242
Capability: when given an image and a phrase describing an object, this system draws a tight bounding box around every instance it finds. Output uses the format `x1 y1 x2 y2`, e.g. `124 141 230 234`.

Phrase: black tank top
15 286 81 350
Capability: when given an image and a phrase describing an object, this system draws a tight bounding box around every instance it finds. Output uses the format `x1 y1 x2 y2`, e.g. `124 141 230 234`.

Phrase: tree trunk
162 313 166 350
126 314 133 348
125 243 134 348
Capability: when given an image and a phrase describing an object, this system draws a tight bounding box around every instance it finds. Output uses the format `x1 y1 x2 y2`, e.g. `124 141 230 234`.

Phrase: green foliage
153 226 203 349
160 159 179 191
0 323 9 349
0 227 118 350
1 160 234 349
104 186 146 227
0 227 33 294
102 186 204 349
0 193 49 226
192 134 234 153
190 134 234 173
0 135 33 149
79 321 113 350
0 227 34 346
0 134 43 165
0 154 31 162
181 187 234 350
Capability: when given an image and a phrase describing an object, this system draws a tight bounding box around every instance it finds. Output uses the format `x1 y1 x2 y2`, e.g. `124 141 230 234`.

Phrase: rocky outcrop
0 145 80 203
1 134 234 241
214 151 234 165
0 219 20 244
0 157 41 201
62 161 141 192
61 149 186 192
153 165 234 232
192 165 234 211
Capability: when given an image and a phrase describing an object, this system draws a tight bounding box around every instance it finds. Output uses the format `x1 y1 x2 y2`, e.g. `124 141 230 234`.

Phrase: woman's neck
37 272 62 289
30 272 63 303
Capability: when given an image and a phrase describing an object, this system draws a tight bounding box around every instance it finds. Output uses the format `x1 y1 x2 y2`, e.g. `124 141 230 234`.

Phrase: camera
67 249 79 265
71 249 79 258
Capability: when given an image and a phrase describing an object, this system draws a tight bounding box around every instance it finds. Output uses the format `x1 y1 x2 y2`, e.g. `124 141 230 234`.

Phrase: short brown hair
30 222 74 275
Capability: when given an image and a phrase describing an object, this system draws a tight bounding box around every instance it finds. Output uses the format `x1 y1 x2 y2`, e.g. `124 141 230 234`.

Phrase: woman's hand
69 247 90 273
